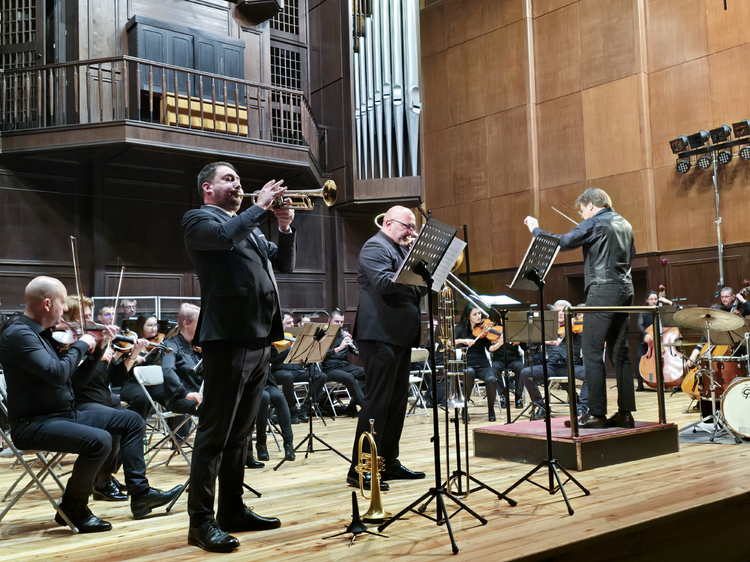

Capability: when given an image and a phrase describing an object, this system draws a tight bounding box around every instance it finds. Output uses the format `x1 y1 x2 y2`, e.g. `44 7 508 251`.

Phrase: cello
638 285 684 388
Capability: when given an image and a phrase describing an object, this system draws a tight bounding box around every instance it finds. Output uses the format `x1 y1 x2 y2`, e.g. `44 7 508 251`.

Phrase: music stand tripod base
503 234 590 515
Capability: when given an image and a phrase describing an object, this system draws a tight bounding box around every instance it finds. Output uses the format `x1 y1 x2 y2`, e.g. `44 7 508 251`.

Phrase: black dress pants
187 343 268 527
75 400 126 489
323 364 365 406
582 283 636 417
350 340 410 472
12 408 148 509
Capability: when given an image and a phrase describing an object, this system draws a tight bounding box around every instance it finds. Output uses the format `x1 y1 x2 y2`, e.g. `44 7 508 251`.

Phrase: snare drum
721 378 750 438
699 356 747 400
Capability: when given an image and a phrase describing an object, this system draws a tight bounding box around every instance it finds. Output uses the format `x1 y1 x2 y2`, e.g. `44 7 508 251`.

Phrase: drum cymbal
673 307 745 332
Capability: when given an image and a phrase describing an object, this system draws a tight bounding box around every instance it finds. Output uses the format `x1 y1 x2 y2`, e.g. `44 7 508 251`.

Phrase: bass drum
721 378 750 438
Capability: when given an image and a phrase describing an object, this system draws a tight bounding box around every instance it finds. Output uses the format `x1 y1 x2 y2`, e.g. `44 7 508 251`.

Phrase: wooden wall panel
708 43 750 131
532 0 577 19
648 58 712 170
447 37 487 126
129 0 233 38
344 278 359 312
308 5 321 93
276 279 327 309
537 181 587 265
711 160 750 245
446 0 487 48
579 0 639 89
536 92 586 189
319 0 343 89
0 272 77 314
666 256 741 308
533 3 581 104
342 213 378 273
104 273 184 301
486 105 531 197
652 164 716 252
588 169 654 254
315 81 346 171
420 2 447 59
484 20 529 114
582 75 645 180
646 0 707 73
282 210 326 273
706 0 750 55
422 50 449 135
483 0 526 32
450 119 489 204
423 129 453 209
490 191 532 270
452 201 493 272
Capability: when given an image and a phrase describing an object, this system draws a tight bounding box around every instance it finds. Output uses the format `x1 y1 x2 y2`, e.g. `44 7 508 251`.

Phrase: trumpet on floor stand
356 419 391 523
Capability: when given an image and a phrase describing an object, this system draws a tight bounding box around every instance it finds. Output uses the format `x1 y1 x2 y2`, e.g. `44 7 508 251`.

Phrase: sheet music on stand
284 323 340 365
509 234 561 292
392 218 466 291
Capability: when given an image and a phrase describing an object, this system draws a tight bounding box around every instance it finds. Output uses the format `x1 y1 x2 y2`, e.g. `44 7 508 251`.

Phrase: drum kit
673 307 750 442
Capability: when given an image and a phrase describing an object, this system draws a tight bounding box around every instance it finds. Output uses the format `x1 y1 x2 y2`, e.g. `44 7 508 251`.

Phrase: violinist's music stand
505 310 558 424
501 234 589 515
273 323 350 470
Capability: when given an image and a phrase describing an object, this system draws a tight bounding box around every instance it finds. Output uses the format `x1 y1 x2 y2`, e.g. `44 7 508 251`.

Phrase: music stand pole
501 235 589 515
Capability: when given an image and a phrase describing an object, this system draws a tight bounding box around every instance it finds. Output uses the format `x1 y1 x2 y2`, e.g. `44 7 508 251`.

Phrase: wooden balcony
0 56 327 189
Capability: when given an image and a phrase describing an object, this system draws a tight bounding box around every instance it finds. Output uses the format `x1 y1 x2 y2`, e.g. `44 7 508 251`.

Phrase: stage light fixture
740 145 750 161
688 130 710 149
710 125 732 144
669 135 689 154
676 159 691 174
697 155 712 170
717 150 733 165
733 120 750 138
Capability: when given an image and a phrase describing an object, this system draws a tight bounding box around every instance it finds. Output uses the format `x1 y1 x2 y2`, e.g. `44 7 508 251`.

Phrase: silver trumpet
342 328 359 355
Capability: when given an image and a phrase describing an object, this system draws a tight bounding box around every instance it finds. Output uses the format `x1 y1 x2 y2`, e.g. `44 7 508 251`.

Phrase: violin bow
108 264 126 353
69 236 86 335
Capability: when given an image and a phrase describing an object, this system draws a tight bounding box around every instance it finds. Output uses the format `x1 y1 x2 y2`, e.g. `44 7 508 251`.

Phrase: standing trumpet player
347 206 426 490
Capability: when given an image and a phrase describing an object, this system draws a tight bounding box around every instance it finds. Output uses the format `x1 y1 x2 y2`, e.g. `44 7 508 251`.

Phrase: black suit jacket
183 204 295 345
352 230 422 348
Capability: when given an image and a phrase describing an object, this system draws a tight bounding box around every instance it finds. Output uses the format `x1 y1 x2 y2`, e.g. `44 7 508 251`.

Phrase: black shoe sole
187 535 239 553
92 491 128 502
131 490 182 520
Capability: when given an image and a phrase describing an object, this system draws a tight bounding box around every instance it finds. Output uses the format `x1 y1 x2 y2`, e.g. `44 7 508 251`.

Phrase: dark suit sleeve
360 240 410 296
12 332 89 386
183 205 267 250
533 218 599 251
267 227 296 274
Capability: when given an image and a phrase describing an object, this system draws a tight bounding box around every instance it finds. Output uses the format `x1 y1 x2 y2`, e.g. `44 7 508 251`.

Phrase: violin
731 279 750 316
52 319 114 351
112 329 172 354
472 319 503 342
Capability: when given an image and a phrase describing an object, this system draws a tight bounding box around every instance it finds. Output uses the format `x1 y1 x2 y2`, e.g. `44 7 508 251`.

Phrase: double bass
638 286 684 388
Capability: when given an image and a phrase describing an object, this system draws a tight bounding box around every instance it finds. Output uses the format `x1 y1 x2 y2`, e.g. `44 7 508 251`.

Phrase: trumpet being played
231 179 337 211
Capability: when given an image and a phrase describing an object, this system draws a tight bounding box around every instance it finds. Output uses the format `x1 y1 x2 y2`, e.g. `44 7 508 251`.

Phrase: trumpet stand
377 261 515 554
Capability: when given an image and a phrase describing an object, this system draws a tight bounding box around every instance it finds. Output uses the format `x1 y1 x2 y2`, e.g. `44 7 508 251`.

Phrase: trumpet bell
246 180 337 211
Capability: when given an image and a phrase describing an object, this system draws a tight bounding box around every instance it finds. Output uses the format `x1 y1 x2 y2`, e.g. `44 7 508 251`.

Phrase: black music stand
377 218 515 555
273 323 350 470
501 234 589 515
506 310 558 423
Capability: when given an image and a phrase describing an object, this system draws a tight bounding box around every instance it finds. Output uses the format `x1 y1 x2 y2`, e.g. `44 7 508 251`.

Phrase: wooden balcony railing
0 56 324 170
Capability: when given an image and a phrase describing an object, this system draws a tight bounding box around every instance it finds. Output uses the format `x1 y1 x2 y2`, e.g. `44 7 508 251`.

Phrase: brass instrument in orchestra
236 180 337 211
439 283 471 499
356 419 390 523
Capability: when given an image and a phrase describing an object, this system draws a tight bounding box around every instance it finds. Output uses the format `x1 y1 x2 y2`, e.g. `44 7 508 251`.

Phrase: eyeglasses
390 218 417 231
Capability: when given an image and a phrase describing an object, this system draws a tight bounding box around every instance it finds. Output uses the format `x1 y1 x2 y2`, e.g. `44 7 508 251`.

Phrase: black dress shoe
606 411 635 428
55 505 112 533
130 485 184 519
246 455 265 469
283 442 296 461
93 480 129 502
216 506 281 533
256 443 270 461
346 470 389 491
564 412 607 429
530 405 546 421
515 396 524 408
381 464 425 481
488 407 496 422
188 520 239 553
290 408 300 425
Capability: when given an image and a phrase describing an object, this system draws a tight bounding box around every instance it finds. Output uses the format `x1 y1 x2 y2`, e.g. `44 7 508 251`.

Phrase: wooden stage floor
1 385 750 561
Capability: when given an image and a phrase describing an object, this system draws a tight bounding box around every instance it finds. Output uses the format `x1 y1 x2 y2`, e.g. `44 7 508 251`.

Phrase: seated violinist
118 313 169 420
0 276 183 532
64 296 140 503
520 300 588 421
454 304 505 422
